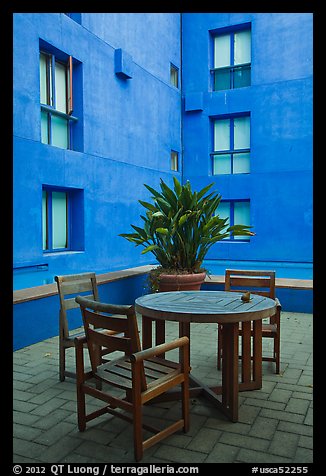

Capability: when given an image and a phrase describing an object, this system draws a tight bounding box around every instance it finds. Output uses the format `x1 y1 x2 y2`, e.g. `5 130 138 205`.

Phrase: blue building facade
182 13 313 266
13 13 313 283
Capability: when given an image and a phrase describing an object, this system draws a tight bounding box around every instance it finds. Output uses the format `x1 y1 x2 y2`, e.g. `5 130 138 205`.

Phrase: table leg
142 316 166 356
221 323 239 422
155 320 165 345
252 319 262 387
142 316 153 349
241 321 251 383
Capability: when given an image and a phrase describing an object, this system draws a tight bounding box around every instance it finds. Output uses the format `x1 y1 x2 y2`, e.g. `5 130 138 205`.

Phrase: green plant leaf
141 244 160 254
173 176 182 197
156 227 169 234
138 200 157 212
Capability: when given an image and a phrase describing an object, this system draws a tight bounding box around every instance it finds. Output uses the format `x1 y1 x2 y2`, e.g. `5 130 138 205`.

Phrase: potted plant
120 177 254 292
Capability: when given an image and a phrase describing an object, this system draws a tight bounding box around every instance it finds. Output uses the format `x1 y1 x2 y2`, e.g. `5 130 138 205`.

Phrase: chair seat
95 355 181 393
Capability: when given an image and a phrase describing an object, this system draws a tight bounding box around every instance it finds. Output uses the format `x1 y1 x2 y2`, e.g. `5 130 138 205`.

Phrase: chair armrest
130 337 189 363
74 335 87 346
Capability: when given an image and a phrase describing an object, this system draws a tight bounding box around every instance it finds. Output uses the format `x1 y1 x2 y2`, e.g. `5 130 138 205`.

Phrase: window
170 63 179 88
217 200 251 241
40 50 78 149
42 187 84 252
170 150 179 171
212 115 250 175
42 189 69 251
212 28 251 91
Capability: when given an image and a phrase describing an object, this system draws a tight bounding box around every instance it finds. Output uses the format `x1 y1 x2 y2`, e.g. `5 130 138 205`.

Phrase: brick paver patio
13 311 313 464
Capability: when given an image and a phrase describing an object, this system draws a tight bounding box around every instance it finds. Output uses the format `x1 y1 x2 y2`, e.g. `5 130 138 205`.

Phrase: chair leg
75 342 86 431
132 362 143 462
133 404 143 462
217 324 222 370
181 379 189 433
59 336 65 382
274 335 280 374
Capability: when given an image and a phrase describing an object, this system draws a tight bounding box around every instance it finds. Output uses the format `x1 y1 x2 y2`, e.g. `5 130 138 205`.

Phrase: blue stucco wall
182 13 313 264
13 11 313 338
13 13 181 274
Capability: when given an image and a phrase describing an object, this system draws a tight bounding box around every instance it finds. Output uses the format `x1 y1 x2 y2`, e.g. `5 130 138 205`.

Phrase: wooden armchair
217 269 282 374
55 272 120 381
74 295 190 462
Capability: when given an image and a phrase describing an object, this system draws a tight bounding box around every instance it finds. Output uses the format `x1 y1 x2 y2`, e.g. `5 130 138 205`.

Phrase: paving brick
13 438 47 459
30 396 67 416
236 448 292 463
304 408 313 426
205 442 239 463
269 388 292 403
248 416 278 440
34 421 76 446
37 435 84 462
298 435 313 450
13 423 43 441
238 403 260 424
206 417 251 435
285 397 310 415
245 397 286 411
268 430 299 458
219 431 269 452
278 421 313 437
293 446 313 463
187 427 222 453
14 389 38 402
74 440 129 463
260 408 305 424
153 444 206 463
31 409 73 429
13 410 41 426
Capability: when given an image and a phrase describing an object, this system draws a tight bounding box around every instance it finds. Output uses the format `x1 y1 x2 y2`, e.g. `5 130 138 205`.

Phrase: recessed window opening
212 114 250 175
42 189 69 251
170 150 179 171
170 63 179 88
217 200 251 241
212 28 251 91
40 50 78 150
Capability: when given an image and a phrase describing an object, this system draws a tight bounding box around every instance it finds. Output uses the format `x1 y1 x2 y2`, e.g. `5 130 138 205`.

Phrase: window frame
170 63 179 88
211 28 251 91
211 114 250 175
216 199 251 242
42 188 71 252
40 50 78 149
170 150 179 171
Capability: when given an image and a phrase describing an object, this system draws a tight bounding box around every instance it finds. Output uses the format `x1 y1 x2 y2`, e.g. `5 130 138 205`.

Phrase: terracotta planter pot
158 271 206 292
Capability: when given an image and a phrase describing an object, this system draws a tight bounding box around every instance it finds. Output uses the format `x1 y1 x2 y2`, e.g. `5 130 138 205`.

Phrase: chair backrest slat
83 308 131 333
87 328 131 354
60 281 96 296
225 269 276 299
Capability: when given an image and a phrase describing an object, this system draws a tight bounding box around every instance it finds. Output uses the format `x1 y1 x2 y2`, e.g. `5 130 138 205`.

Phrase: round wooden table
135 290 277 422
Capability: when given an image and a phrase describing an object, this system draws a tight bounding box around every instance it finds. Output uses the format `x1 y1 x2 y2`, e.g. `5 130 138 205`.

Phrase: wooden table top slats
135 291 276 323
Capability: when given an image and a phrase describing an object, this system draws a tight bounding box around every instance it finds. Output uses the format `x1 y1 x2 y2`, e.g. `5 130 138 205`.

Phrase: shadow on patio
13 311 313 464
